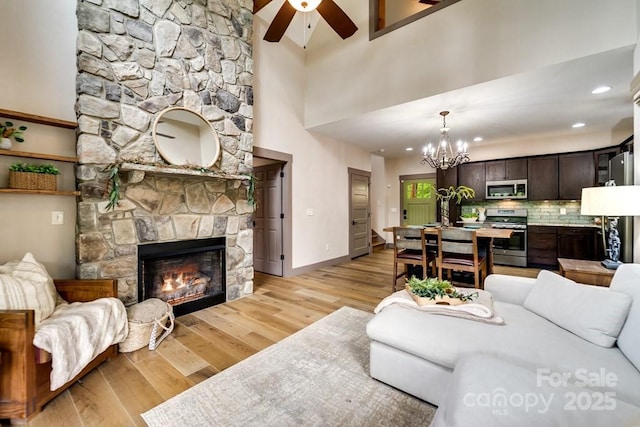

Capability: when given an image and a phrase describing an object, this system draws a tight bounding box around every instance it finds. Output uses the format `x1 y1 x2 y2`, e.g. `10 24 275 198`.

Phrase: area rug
142 306 436 426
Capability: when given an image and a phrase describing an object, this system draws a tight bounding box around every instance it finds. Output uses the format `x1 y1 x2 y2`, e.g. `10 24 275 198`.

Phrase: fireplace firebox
138 238 226 316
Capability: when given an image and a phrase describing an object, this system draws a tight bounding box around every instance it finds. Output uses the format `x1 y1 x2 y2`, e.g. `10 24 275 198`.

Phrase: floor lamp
581 185 640 269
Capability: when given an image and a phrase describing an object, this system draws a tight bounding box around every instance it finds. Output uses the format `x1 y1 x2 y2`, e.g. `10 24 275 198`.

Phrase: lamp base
601 259 622 270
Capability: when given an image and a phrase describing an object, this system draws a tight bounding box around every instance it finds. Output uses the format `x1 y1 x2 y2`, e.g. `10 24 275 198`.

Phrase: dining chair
392 227 437 293
437 228 488 289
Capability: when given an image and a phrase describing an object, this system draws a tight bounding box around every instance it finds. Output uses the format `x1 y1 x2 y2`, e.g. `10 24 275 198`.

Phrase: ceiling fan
254 0 358 43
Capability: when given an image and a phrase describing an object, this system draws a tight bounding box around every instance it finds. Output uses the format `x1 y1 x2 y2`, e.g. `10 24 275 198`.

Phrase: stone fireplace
74 0 254 307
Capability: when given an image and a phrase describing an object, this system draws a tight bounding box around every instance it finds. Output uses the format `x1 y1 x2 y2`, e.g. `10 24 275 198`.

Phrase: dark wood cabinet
527 225 558 267
593 147 620 186
528 225 599 268
486 158 528 181
557 227 597 260
457 162 485 201
558 152 595 200
437 167 459 223
528 155 558 200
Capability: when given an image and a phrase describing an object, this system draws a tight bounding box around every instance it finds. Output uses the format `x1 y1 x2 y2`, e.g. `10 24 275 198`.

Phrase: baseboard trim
289 255 352 276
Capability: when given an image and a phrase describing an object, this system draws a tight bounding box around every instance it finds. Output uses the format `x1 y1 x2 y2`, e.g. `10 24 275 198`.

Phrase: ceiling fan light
287 0 322 12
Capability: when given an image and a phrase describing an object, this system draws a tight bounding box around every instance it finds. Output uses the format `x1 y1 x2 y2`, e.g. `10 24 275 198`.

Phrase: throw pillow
0 252 59 324
609 264 640 371
524 269 631 347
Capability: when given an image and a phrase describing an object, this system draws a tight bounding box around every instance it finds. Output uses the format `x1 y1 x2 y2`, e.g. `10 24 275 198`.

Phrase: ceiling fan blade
253 0 273 14
316 0 358 40
263 2 297 42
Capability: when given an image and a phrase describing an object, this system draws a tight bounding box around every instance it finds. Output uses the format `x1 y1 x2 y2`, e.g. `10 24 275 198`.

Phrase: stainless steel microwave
486 179 527 199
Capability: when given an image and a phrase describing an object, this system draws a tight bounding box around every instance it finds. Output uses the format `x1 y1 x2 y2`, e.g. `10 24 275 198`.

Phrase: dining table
383 225 514 275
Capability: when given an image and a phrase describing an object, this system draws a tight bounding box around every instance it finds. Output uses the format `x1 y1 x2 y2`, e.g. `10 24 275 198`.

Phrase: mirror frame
152 107 221 168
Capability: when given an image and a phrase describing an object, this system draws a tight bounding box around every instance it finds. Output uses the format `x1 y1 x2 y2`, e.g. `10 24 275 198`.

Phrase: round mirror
152 107 221 168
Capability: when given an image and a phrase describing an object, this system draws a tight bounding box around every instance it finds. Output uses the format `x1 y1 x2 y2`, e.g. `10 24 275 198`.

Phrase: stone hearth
74 0 254 306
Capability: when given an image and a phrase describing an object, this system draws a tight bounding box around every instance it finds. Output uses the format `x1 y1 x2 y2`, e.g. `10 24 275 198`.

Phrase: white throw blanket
374 288 504 325
33 298 129 390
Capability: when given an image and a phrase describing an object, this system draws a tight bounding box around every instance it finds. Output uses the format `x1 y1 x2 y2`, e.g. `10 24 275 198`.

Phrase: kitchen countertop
527 222 600 228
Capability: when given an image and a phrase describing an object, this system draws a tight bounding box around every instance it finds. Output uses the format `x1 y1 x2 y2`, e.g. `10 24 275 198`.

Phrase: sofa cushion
431 353 640 427
0 252 58 324
523 270 631 347
610 264 640 372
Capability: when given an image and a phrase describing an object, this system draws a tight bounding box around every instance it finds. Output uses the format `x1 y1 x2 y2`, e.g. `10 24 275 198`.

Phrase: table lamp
581 184 640 269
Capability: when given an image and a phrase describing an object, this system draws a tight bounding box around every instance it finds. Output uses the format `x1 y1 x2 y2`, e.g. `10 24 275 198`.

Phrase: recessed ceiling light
572 122 586 128
406 147 414 151
592 86 612 94
473 137 483 142
379 148 385 153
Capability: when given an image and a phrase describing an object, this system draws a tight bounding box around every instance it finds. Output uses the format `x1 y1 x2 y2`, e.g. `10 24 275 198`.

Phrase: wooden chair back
392 227 436 292
437 228 486 289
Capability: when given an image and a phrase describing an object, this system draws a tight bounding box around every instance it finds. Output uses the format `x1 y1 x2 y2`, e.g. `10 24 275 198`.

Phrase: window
370 0 461 40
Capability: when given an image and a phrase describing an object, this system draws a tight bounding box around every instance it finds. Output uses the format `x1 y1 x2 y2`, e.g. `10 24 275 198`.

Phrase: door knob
352 220 357 225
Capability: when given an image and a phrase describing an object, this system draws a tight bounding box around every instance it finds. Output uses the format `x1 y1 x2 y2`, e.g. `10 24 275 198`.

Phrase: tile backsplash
462 200 598 226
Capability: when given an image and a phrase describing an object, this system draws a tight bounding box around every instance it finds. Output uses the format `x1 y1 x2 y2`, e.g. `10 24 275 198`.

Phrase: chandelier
420 111 470 170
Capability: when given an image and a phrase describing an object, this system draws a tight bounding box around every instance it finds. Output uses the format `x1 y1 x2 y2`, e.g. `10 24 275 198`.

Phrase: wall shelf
0 188 80 196
0 109 79 197
0 149 78 163
0 108 77 129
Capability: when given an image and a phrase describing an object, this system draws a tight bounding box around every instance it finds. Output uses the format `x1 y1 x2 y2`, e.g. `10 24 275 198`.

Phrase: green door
402 179 436 226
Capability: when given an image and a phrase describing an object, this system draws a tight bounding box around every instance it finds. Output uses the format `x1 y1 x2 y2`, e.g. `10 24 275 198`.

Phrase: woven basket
9 171 57 190
119 298 175 353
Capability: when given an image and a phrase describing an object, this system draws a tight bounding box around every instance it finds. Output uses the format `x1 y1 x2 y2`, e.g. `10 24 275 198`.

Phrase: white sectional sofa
366 264 640 426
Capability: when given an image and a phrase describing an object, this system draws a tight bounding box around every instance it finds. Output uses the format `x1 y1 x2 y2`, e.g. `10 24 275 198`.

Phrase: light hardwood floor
14 250 540 427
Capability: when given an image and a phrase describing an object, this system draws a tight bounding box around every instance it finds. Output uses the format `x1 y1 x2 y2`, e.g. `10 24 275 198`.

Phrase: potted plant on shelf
405 276 478 306
460 212 479 224
8 162 60 191
0 121 27 150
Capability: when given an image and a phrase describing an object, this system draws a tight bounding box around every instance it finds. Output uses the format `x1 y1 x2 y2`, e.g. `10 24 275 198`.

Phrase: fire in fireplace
138 238 226 316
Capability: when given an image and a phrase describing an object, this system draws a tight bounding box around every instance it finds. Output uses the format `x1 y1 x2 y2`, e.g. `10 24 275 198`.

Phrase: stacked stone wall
75 0 254 305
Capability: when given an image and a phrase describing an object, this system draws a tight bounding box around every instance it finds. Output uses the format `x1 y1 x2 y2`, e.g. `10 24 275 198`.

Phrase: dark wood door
593 147 620 186
485 158 527 181
437 167 458 223
485 160 505 181
253 163 284 276
558 152 595 200
527 225 558 267
528 155 558 200
457 162 485 201
557 227 596 260
505 158 528 179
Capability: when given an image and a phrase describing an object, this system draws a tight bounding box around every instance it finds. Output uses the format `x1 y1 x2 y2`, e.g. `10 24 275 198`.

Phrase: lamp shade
581 186 640 216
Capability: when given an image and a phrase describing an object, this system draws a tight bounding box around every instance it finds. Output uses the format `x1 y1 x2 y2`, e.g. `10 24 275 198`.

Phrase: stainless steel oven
485 208 527 267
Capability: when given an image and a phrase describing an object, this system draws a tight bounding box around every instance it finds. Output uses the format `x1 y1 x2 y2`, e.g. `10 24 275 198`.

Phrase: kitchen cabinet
437 167 458 223
527 225 558 267
527 155 558 200
593 147 620 186
557 227 597 260
558 152 595 200
457 162 485 201
485 158 528 181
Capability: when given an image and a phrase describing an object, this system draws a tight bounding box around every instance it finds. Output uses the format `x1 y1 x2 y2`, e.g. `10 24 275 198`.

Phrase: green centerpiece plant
405 276 478 305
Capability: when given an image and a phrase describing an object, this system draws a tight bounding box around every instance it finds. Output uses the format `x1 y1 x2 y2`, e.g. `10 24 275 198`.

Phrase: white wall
253 17 372 269
305 0 637 128
0 1 77 278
